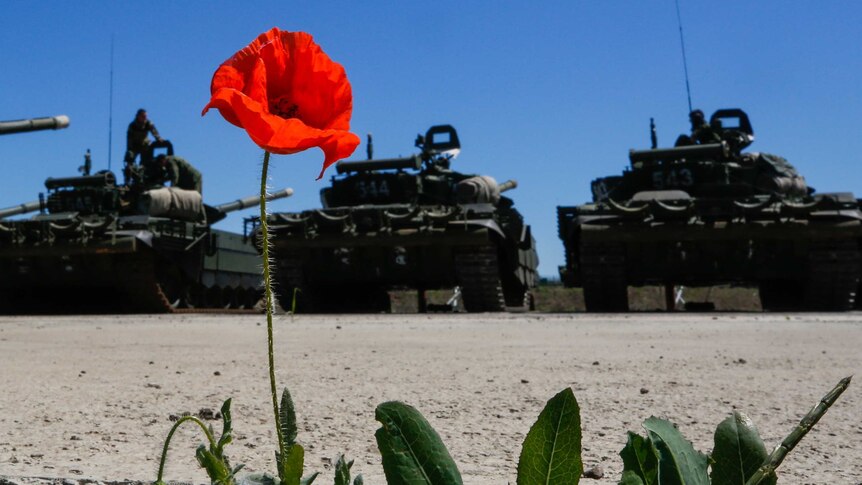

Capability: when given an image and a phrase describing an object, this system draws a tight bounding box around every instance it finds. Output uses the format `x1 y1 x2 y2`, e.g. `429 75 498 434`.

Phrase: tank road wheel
455 247 506 312
580 242 629 312
246 287 263 310
182 284 206 309
206 286 226 309
503 279 534 312
222 286 238 309
275 253 307 312
803 240 860 311
758 280 804 311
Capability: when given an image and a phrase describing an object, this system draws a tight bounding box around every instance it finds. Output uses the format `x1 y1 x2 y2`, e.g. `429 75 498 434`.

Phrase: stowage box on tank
557 109 862 312
0 140 292 313
258 125 539 313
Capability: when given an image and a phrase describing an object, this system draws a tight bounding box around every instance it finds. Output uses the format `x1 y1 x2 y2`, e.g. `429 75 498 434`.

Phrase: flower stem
155 415 217 483
260 150 286 462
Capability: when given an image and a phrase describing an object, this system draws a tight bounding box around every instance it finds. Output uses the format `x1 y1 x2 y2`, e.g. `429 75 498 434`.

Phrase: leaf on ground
620 470 646 485
375 401 463 485
643 417 709 485
711 412 776 485
516 388 583 485
334 454 351 485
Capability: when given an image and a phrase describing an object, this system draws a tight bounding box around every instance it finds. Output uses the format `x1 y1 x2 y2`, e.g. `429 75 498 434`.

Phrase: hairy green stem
156 415 217 483
744 376 852 485
260 150 287 464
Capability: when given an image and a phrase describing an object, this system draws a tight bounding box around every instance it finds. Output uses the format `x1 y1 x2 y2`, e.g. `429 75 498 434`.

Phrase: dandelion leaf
643 417 709 485
516 388 583 485
619 431 657 485
374 401 463 485
711 412 776 485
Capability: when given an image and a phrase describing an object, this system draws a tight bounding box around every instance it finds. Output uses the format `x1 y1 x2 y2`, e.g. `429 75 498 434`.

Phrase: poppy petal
205 87 359 177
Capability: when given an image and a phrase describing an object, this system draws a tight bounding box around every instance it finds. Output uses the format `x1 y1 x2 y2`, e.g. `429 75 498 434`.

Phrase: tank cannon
0 140 295 314
557 108 861 312
0 115 70 135
260 125 539 313
0 200 43 219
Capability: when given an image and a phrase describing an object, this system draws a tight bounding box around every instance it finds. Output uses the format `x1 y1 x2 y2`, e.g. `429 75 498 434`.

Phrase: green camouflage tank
558 109 861 312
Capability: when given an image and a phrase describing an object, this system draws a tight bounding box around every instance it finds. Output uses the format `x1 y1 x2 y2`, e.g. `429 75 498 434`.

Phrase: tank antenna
674 0 693 113
107 34 115 171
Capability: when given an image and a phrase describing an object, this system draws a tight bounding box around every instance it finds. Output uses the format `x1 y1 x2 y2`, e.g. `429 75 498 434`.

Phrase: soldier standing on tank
154 154 203 193
124 109 163 185
125 109 162 164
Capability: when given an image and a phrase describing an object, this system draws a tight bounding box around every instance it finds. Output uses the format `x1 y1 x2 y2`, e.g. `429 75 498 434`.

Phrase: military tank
558 109 862 312
257 125 539 313
0 141 293 314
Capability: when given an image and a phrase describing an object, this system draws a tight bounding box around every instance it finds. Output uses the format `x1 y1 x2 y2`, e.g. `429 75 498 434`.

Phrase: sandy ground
0 313 860 485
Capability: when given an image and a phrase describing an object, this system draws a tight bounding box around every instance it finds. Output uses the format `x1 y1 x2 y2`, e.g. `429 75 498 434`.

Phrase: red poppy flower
202 28 360 178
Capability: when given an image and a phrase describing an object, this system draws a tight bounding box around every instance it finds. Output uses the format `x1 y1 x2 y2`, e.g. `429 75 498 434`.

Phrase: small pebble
640 388 649 394
583 465 604 479
214 371 221 376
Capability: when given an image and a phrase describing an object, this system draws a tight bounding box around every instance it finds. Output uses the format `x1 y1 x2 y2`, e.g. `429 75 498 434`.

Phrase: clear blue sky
1 1 860 277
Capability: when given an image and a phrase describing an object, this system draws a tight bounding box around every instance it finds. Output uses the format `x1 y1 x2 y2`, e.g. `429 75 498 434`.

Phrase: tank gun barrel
335 155 422 174
0 115 70 135
214 188 294 214
498 179 518 193
0 200 42 219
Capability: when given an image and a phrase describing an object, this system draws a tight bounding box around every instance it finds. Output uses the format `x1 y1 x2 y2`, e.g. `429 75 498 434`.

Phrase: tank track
454 246 506 312
580 242 629 312
803 240 859 311
0 254 261 314
275 254 390 313
760 240 859 312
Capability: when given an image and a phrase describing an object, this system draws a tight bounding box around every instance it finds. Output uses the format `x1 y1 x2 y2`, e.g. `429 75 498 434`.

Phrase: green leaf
643 418 709 485
217 399 234 454
619 432 657 485
300 472 320 485
277 443 305 485
619 470 646 485
281 388 298 446
353 475 364 485
516 388 582 485
196 444 233 485
374 401 463 485
334 454 351 485
711 412 776 485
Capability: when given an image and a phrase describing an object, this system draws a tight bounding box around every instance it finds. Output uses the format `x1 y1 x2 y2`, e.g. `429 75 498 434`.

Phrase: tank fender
112 229 154 247
448 218 505 239
518 224 533 249
631 190 691 201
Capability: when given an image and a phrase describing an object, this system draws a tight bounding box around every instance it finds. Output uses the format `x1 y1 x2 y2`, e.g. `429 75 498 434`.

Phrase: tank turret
0 115 70 135
260 125 539 314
